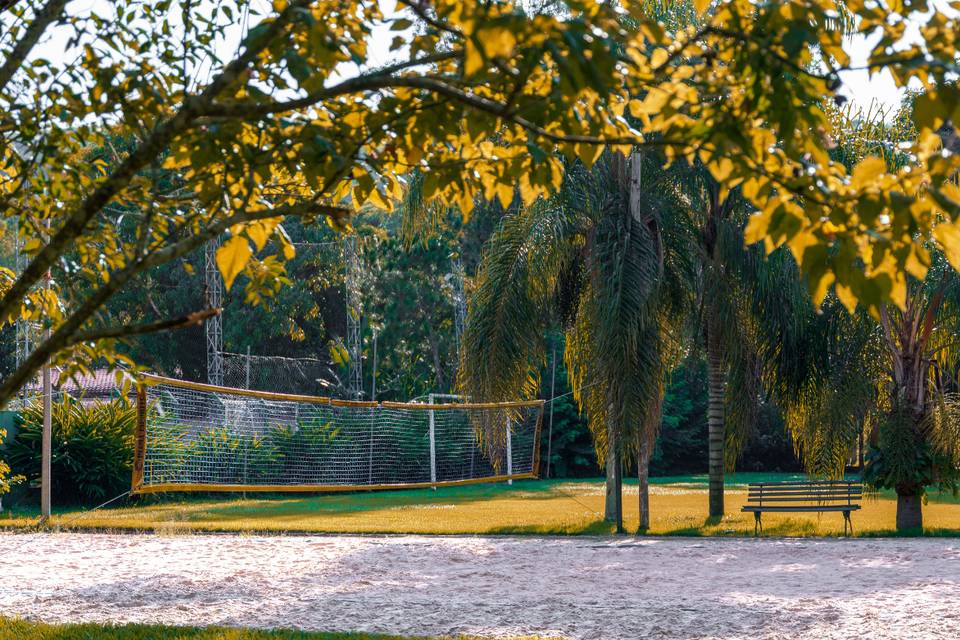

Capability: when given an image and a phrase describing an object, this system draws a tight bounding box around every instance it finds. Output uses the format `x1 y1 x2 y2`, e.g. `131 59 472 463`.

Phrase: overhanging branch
68 308 221 346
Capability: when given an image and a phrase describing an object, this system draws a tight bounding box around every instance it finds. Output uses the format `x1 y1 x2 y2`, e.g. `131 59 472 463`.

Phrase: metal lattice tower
451 257 467 363
343 234 363 399
205 238 224 386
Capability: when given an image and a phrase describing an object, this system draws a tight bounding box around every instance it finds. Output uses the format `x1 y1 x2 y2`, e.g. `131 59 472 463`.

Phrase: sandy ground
3 534 960 639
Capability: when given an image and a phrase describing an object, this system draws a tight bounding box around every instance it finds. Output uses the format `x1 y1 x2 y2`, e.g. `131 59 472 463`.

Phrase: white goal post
132 375 543 493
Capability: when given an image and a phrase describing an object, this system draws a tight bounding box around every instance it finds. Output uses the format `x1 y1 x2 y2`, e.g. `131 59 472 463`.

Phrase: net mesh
134 375 543 492
222 352 337 396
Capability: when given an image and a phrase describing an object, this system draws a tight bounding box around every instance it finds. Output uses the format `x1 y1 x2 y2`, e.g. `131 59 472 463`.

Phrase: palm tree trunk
637 433 650 532
896 486 923 531
604 419 623 530
707 325 725 518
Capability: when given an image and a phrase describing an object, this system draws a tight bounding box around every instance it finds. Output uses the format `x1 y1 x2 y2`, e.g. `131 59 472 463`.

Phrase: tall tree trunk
604 419 623 530
896 485 923 531
878 300 933 533
707 323 725 518
637 433 650 532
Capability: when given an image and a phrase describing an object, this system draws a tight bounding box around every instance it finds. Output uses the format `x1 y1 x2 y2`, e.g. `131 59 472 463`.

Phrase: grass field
0 618 425 640
3 473 959 536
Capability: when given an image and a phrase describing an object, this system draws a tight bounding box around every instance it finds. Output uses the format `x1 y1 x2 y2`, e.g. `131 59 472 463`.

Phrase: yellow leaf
889 272 907 310
518 173 537 206
455 185 476 218
465 40 484 75
575 142 603 168
693 0 711 15
329 342 349 366
934 221 960 271
650 48 668 68
343 111 365 129
850 156 886 189
835 283 858 313
744 210 773 246
367 186 393 212
905 244 929 281
477 27 517 60
811 271 835 307
246 218 281 251
787 229 818 265
216 236 252 291
708 157 734 183
497 181 514 209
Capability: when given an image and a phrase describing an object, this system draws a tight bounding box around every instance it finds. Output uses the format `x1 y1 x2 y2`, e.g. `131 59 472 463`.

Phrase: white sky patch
839 0 959 116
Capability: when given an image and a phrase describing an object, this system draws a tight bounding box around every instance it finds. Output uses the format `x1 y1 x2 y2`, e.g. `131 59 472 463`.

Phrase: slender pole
545 343 556 479
367 406 375 484
245 345 251 389
40 230 52 520
428 393 436 489
371 330 378 401
506 416 513 485
40 344 51 519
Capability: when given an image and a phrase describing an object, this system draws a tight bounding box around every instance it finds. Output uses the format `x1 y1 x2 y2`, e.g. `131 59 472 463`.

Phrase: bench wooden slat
746 496 859 503
742 505 861 512
747 490 862 498
748 486 859 491
748 481 857 486
747 487 863 495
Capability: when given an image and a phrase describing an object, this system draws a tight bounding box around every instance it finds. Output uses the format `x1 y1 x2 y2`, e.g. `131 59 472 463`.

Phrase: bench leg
753 511 762 536
843 510 853 537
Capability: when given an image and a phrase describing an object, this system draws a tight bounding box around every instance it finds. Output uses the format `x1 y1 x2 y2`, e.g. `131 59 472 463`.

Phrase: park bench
742 480 862 536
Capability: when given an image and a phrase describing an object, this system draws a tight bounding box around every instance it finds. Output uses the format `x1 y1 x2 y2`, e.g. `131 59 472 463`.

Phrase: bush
0 427 24 501
7 394 136 505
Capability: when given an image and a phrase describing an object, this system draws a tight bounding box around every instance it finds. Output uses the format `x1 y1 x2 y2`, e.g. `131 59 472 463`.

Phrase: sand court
3 533 960 639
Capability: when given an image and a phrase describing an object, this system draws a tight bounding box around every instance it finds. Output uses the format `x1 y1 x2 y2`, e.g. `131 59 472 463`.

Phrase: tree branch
0 198 346 408
0 0 312 328
69 308 220 345
203 74 666 148
0 0 68 94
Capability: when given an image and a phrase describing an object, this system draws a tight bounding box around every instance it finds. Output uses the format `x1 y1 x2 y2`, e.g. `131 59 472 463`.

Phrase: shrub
7 395 136 505
0 428 24 501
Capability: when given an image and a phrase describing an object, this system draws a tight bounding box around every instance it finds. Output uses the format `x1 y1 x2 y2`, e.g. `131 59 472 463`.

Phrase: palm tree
784 258 960 530
778 101 960 531
672 165 811 518
460 151 693 530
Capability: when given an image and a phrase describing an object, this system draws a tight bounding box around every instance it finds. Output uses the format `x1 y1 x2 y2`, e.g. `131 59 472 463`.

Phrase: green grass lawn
0 618 432 640
3 473 959 536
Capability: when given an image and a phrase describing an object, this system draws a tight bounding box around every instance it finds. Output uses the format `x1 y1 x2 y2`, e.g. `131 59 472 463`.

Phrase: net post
367 405 376 484
429 393 437 489
506 415 513 485
132 381 147 493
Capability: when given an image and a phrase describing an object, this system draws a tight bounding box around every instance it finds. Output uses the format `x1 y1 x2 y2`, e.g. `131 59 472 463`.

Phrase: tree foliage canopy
1 0 959 406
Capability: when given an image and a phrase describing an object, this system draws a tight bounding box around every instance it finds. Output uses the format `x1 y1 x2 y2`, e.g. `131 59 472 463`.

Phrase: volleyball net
132 375 543 493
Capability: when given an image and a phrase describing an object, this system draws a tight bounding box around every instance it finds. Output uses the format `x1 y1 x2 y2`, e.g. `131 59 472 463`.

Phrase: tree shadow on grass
486 519 617 536
1 479 616 535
